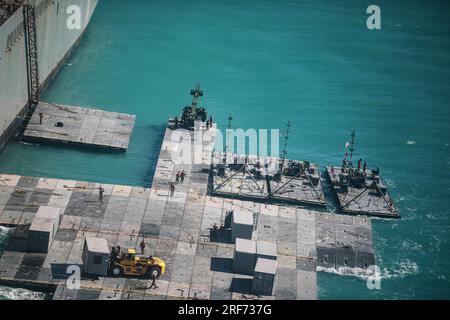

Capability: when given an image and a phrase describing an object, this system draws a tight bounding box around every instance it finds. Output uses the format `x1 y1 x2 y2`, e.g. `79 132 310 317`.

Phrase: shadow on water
142 123 166 188
321 169 340 213
0 123 167 189
0 226 13 256
17 122 164 157
18 137 127 155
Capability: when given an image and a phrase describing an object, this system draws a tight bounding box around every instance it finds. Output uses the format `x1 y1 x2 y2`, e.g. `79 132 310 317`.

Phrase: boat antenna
224 114 233 154
350 131 355 160
279 120 291 174
190 84 203 117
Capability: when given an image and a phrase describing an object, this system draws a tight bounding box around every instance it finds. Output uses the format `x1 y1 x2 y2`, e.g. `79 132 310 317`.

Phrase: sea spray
317 259 419 281
0 226 13 254
0 227 48 300
0 286 46 300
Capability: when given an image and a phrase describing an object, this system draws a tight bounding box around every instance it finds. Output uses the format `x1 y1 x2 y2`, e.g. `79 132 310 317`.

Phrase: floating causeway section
315 211 374 271
23 102 136 151
325 166 399 218
210 154 326 207
0 125 375 300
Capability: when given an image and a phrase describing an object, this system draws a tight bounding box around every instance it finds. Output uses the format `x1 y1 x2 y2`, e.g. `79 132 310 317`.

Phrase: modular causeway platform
326 166 399 218
210 154 326 207
325 132 399 218
0 125 375 300
23 102 136 151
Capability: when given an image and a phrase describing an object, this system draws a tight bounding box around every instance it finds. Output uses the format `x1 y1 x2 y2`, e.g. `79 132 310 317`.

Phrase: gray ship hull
0 0 99 152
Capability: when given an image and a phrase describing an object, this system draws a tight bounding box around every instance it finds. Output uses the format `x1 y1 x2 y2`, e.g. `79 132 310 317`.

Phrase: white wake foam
0 226 10 233
0 226 13 247
1 227 47 300
316 266 374 279
0 286 46 300
380 260 419 280
317 259 419 280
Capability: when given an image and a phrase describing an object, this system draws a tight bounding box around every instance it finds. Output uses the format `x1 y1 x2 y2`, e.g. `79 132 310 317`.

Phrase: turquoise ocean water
1 0 449 299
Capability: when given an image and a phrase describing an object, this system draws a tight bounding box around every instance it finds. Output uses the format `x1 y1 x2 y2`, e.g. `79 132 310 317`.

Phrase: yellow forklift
110 247 166 279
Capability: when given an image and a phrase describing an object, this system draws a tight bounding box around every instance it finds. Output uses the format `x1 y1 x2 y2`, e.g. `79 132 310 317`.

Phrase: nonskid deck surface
0 127 375 300
325 166 399 218
23 102 136 151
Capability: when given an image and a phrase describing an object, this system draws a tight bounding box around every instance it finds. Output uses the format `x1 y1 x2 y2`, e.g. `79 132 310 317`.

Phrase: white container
231 211 254 242
252 258 278 296
35 206 60 237
82 237 110 276
233 238 256 275
256 241 277 260
28 217 55 253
